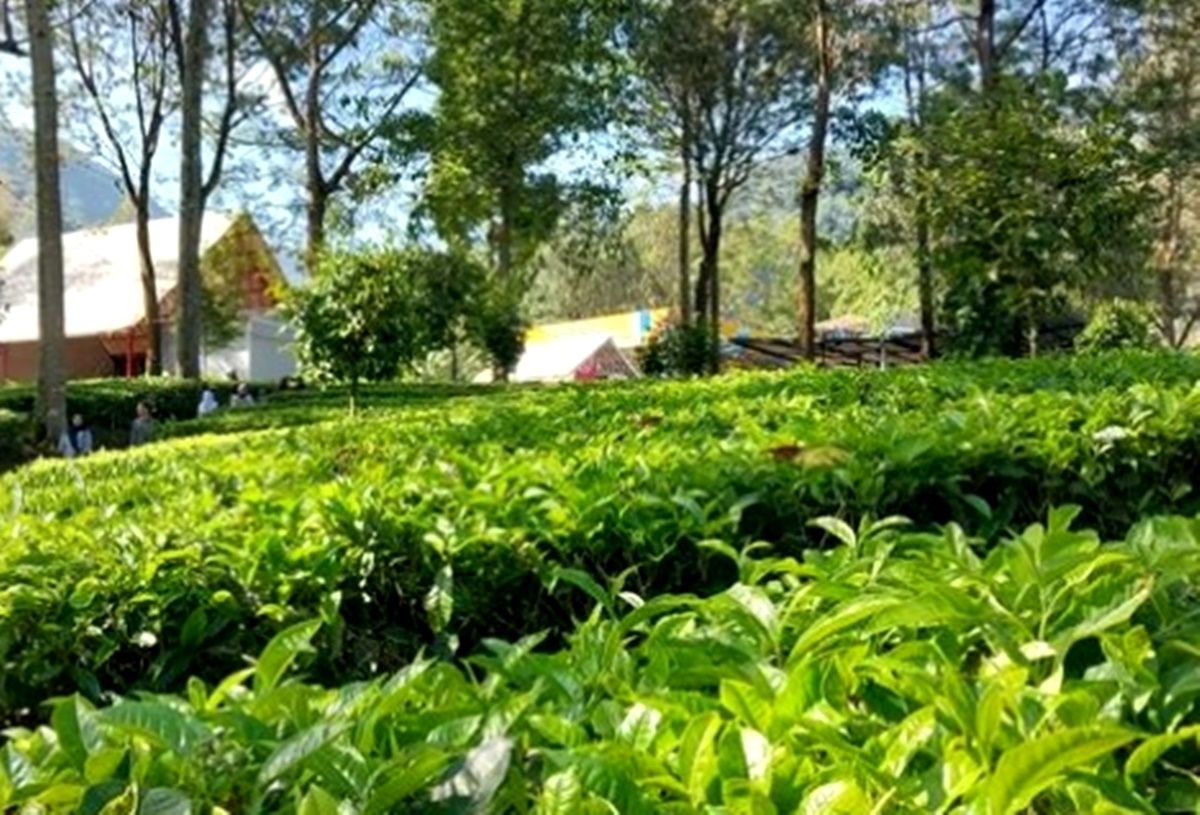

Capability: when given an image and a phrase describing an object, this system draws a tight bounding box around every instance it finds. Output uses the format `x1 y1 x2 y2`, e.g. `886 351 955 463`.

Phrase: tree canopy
8 0 1200 390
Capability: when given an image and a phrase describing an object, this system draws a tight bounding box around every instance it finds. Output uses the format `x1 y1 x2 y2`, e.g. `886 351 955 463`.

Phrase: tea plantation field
5 352 1200 812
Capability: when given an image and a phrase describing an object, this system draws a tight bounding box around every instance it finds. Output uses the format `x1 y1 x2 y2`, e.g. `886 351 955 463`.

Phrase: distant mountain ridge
0 128 166 241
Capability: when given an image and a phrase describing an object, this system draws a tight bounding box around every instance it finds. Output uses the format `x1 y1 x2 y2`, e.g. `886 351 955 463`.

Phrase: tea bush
3 353 1200 727
0 409 29 470
0 379 282 471
1077 299 1159 354
5 509 1200 813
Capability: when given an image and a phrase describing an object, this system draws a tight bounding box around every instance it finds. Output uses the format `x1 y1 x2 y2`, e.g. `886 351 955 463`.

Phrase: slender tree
796 0 893 360
633 0 808 372
899 0 937 356
796 0 830 360
424 0 619 279
628 0 705 326
66 0 173 374
0 0 19 55
171 0 209 378
241 0 424 272
1122 0 1200 346
421 0 623 376
167 0 241 378
677 102 692 325
962 0 1119 94
25 0 66 436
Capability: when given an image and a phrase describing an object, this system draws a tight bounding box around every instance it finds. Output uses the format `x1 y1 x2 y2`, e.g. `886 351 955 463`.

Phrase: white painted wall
171 312 297 381
246 314 296 381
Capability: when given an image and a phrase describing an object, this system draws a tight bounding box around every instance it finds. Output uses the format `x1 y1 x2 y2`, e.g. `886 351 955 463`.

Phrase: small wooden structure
730 320 1084 370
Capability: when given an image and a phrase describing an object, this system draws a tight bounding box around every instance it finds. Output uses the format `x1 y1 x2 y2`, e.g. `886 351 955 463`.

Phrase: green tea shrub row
4 509 1200 813
0 379 288 471
0 409 29 471
4 355 1200 725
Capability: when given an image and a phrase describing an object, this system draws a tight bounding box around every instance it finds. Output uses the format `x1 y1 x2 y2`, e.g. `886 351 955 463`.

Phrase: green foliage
917 78 1156 357
0 408 31 470
7 508 1200 812
198 214 285 349
5 353 1200 729
1078 299 1160 353
465 277 527 378
0 379 272 471
529 166 914 336
638 321 714 377
420 0 621 276
286 247 484 398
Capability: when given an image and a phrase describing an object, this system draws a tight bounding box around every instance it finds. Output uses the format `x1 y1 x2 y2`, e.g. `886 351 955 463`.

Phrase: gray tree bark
27 0 66 437
798 0 832 361
678 107 692 326
176 0 211 378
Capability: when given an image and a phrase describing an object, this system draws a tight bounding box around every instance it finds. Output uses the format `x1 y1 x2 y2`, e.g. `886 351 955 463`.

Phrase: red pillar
125 329 134 378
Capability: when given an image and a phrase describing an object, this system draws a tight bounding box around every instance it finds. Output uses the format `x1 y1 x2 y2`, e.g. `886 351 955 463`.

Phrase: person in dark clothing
58 413 94 458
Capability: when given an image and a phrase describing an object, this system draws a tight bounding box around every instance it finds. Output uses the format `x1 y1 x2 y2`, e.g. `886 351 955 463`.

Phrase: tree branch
240 0 306 131
996 0 1049 60
324 68 421 193
66 1 140 201
202 0 238 201
164 0 185 79
317 0 378 72
0 0 21 55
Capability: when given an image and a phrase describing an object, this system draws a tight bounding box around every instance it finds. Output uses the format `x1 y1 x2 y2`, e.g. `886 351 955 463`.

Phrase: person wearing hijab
198 388 220 417
58 413 94 458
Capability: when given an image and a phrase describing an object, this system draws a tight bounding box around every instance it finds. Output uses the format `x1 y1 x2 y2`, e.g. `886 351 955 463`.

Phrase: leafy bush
466 277 527 378
4 353 1200 726
0 408 31 470
1077 299 1159 354
922 77 1153 359
5 509 1200 812
0 379 270 470
638 321 715 377
286 247 484 404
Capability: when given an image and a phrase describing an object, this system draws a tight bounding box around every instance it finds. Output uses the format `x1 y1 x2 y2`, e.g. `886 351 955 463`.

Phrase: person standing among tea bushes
130 402 155 446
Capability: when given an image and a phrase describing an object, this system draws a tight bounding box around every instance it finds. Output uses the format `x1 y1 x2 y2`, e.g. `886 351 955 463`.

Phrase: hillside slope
0 127 164 239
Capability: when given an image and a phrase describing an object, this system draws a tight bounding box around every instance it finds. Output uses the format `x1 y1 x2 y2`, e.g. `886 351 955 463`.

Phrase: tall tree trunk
306 183 327 274
1157 171 1184 348
706 205 722 375
692 179 725 375
496 180 516 281
905 8 936 358
978 0 997 94
176 0 210 379
693 260 709 323
693 189 710 323
489 178 517 383
916 203 936 357
27 0 66 438
304 13 325 274
1159 268 1179 348
678 110 692 326
798 0 832 362
135 203 163 374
